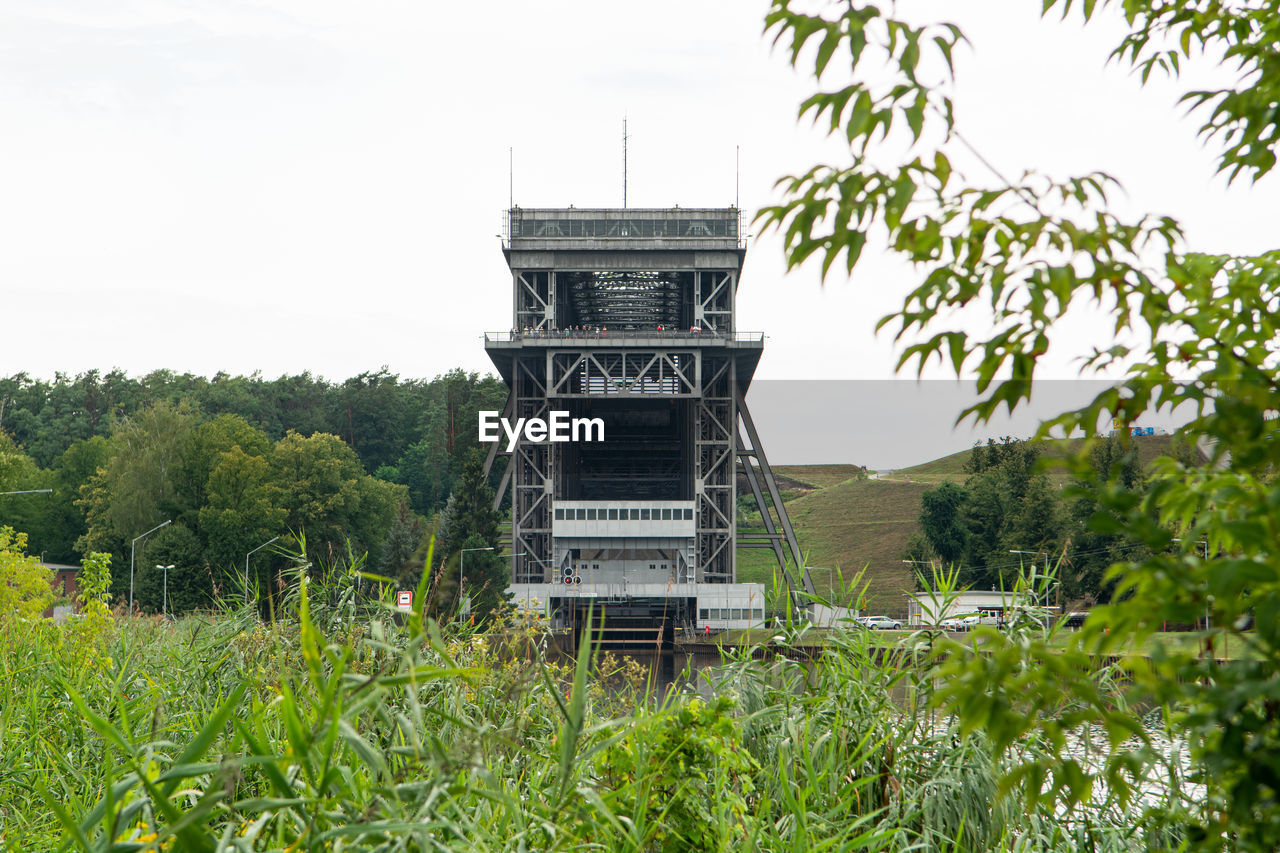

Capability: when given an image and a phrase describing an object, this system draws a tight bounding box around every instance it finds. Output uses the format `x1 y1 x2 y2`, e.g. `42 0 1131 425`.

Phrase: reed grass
0 553 1186 851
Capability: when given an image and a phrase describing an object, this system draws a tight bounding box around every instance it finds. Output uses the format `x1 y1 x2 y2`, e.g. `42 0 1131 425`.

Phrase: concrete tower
484 207 810 645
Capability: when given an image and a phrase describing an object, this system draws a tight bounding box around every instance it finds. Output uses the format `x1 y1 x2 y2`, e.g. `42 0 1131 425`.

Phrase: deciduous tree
135 522 209 615
918 482 968 565
0 526 53 621
762 0 1280 845
77 400 199 557
270 431 405 567
198 445 286 581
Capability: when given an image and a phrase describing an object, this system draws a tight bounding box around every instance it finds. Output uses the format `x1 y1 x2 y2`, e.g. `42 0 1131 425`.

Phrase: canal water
584 647 1201 815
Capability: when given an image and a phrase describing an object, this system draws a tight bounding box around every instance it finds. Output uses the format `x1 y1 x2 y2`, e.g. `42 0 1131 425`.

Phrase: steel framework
485 207 808 610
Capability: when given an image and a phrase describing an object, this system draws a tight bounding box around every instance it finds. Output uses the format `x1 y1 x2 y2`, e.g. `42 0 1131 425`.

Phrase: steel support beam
735 385 812 597
483 392 516 513
737 447 803 607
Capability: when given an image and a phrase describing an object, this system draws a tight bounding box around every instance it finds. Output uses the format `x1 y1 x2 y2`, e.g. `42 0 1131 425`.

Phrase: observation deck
504 207 745 254
483 330 766 392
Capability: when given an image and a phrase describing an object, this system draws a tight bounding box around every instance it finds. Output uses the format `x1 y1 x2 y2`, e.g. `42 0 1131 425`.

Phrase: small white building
695 584 767 630
809 603 856 628
905 589 1037 627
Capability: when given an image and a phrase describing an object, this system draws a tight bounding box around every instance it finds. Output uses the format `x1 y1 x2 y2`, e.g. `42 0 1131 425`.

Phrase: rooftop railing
502 208 746 249
484 330 764 343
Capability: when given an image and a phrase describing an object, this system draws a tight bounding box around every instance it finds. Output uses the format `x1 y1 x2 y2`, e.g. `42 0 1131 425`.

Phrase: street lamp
904 559 944 625
512 550 557 592
1008 549 1049 568
130 520 171 613
156 565 174 619
1173 538 1211 631
511 551 544 577
1009 550 1055 612
0 488 54 521
245 536 281 604
459 546 495 616
902 558 936 585
510 551 546 611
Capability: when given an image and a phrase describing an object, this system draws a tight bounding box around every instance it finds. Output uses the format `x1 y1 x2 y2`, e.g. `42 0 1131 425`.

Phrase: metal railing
484 330 764 343
504 208 742 241
501 210 746 249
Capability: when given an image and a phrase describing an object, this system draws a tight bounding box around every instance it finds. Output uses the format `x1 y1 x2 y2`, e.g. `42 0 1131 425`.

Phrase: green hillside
773 464 867 489
738 434 1192 617
879 433 1189 486
738 477 930 615
876 447 972 486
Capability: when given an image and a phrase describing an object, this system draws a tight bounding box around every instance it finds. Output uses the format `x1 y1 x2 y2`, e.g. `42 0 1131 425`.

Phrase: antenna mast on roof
735 145 740 209
623 116 629 209
508 147 513 209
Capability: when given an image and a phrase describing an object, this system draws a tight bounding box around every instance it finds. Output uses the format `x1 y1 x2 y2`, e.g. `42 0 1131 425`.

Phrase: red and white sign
396 590 413 608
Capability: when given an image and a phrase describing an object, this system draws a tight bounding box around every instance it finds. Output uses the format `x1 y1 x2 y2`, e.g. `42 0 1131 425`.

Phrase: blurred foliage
0 525 53 621
0 551 1180 851
761 0 1280 846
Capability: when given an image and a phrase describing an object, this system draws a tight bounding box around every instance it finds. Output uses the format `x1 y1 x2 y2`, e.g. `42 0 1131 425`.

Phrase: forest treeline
906 435 1196 607
0 368 507 611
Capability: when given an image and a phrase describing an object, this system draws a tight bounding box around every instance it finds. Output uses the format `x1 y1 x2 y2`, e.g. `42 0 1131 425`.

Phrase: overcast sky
2 1 1275 461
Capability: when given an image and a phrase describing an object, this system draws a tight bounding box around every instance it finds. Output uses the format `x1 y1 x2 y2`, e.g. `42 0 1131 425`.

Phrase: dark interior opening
556 271 693 330
558 399 690 500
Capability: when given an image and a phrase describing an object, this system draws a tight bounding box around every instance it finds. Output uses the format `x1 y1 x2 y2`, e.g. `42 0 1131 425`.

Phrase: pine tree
442 450 507 621
377 500 425 589
443 451 500 552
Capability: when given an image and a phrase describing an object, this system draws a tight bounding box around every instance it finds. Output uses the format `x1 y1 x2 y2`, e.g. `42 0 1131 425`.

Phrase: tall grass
0 552 1186 851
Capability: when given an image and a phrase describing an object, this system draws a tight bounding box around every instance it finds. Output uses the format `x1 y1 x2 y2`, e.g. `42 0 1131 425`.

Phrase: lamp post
804 566 835 602
510 551 557 617
459 546 495 616
511 550 548 578
903 559 940 625
901 558 937 586
1173 538 1211 631
130 520 171 614
506 548 532 594
1009 549 1054 612
245 536 281 604
1 488 53 521
156 564 174 619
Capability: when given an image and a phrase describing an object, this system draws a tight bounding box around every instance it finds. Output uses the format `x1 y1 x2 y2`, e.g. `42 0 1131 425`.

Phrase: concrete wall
506 581 769 631
553 536 694 585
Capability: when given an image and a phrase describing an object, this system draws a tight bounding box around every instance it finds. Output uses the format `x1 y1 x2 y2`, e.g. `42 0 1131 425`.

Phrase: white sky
2 0 1277 387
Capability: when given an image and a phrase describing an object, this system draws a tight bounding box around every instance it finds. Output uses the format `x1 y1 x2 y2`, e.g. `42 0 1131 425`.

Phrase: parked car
862 616 902 630
940 614 980 631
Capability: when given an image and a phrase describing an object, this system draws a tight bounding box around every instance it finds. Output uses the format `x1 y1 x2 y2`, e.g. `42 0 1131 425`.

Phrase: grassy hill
878 434 1189 487
737 477 930 615
773 464 868 489
737 434 1192 617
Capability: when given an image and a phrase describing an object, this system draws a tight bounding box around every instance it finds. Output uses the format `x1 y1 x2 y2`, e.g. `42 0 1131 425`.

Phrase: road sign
396 590 412 608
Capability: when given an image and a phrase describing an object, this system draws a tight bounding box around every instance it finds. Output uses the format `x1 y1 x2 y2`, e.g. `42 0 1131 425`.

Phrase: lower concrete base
507 581 767 631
